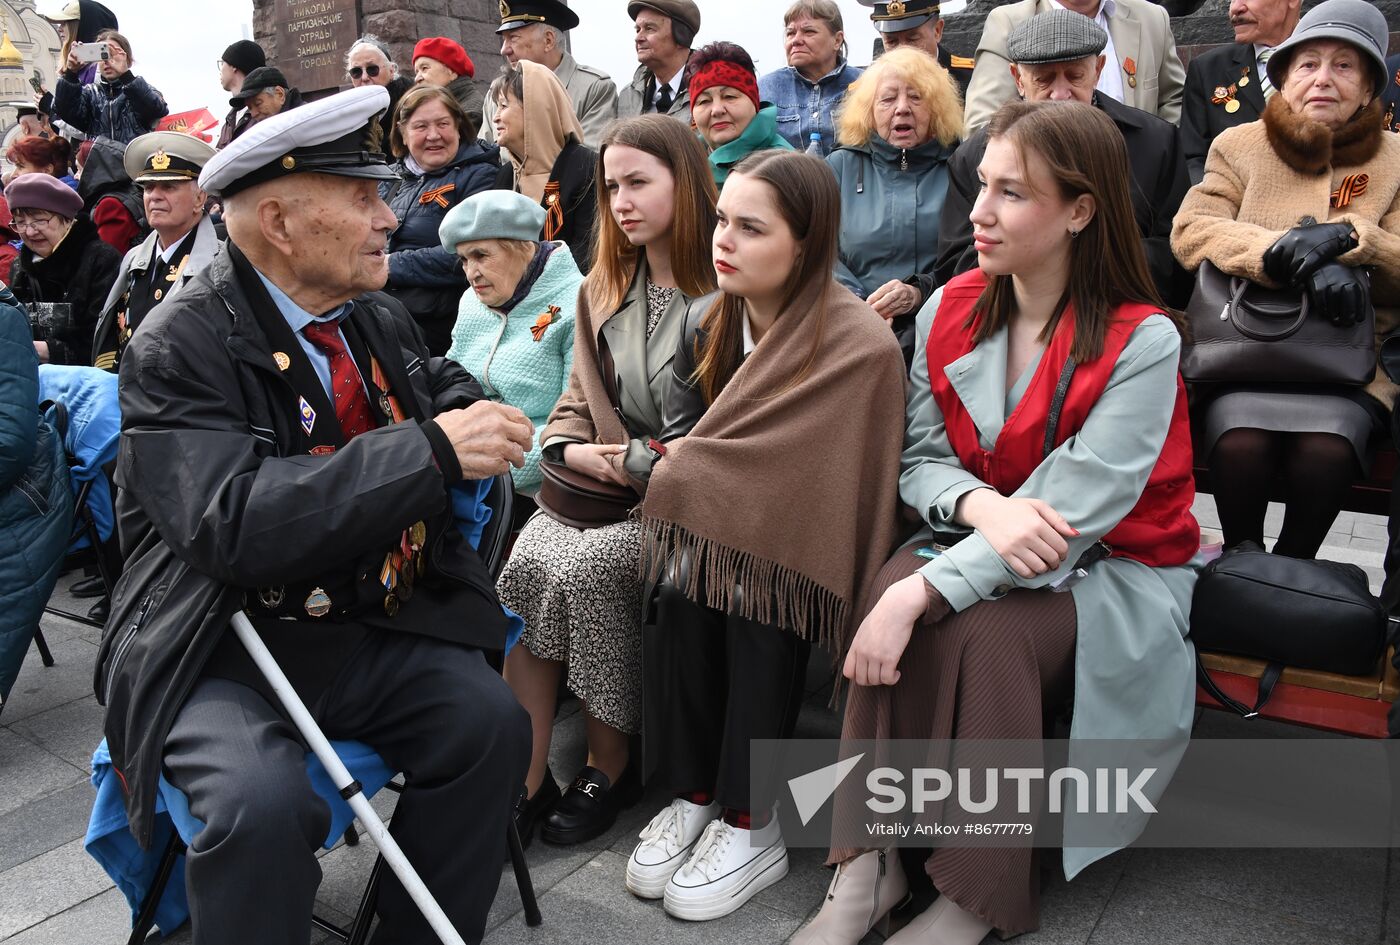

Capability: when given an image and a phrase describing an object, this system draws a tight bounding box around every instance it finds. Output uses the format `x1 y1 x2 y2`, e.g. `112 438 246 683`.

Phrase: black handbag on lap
1190 541 1388 715
1180 262 1374 386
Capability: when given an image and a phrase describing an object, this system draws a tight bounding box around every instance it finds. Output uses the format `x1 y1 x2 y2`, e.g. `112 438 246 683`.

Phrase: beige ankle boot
791 849 910 945
883 893 994 945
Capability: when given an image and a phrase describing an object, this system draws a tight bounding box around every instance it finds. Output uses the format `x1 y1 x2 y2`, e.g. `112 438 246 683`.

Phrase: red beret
412 37 474 79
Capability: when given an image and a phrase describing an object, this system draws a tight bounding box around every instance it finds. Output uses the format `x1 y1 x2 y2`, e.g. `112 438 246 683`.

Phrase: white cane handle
230 611 468 945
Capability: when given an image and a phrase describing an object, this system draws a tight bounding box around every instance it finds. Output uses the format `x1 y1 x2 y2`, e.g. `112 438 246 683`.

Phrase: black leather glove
1263 222 1358 286
1305 261 1370 327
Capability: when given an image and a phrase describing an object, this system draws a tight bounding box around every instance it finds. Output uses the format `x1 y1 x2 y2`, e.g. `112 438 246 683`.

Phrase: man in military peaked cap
93 130 217 371
859 0 974 96
98 86 532 945
483 0 618 147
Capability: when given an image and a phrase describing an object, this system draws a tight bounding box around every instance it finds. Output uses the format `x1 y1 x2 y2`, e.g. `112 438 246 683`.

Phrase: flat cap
199 85 396 198
1007 10 1108 65
859 0 941 35
124 130 215 184
440 190 546 250
498 0 579 33
230 66 289 107
5 172 82 218
627 0 700 36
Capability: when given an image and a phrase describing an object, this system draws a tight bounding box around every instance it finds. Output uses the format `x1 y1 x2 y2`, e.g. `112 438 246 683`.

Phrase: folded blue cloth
86 738 394 936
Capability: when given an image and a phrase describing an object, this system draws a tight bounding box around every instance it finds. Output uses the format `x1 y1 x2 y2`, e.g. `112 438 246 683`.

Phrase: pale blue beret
439 190 547 251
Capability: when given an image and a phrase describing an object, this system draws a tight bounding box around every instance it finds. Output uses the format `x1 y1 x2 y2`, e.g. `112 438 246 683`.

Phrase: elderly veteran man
97 86 532 945
962 0 1184 133
617 0 700 124
228 66 303 133
93 131 219 372
858 0 974 96
483 0 617 148
1180 0 1301 182
930 11 1189 305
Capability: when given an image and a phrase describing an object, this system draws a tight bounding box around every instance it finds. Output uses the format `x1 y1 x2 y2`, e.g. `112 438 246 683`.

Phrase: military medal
153 288 163 300
304 587 331 617
258 586 285 609
410 521 427 548
1122 56 1137 89
1225 99 1240 113
274 351 291 371
1211 82 1241 113
1238 67 1250 87
298 396 316 435
383 593 400 617
379 392 394 418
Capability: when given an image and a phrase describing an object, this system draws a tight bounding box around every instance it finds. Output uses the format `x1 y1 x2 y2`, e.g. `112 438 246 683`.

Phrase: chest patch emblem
298 396 316 435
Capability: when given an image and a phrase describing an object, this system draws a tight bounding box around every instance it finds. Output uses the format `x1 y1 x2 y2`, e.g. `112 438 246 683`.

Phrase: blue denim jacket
758 60 863 156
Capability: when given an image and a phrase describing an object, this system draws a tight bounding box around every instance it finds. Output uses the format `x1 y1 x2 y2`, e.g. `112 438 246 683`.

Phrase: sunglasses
347 64 381 80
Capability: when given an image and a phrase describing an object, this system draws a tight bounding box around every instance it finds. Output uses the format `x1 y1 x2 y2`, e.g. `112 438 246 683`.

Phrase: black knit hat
221 40 265 75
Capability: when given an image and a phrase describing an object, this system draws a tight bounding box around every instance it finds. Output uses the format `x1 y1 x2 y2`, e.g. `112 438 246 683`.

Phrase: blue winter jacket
382 140 502 349
0 292 73 708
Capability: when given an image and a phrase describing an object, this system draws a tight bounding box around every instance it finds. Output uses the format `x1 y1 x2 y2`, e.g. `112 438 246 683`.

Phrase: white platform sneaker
625 797 720 899
662 814 789 921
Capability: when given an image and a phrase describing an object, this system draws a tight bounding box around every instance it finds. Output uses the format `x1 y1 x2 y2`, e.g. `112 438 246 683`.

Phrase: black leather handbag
1190 541 1388 715
1180 261 1374 386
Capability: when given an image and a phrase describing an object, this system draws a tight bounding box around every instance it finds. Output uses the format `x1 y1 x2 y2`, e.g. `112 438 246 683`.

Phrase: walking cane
230 610 468 945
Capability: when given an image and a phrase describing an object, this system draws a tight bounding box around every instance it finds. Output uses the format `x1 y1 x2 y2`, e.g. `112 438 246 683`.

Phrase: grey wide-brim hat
1008 10 1108 65
1265 0 1389 95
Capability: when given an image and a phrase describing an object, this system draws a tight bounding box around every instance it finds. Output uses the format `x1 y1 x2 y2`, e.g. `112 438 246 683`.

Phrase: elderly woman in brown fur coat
1172 0 1400 561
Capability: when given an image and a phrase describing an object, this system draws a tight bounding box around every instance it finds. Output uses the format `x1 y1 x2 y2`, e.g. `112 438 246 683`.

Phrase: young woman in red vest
795 101 1202 945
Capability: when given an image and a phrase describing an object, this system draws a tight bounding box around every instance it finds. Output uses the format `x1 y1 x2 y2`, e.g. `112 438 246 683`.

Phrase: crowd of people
3 0 1400 943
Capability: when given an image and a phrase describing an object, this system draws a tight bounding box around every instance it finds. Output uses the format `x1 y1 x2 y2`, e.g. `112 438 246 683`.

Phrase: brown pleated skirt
829 543 1078 936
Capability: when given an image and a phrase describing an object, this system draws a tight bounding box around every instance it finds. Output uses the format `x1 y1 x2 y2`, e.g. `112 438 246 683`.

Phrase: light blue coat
445 244 582 493
905 290 1201 879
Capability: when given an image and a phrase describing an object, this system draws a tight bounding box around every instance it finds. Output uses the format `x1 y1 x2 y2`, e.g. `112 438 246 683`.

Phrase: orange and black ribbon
531 304 561 342
420 183 456 209
542 181 564 240
1331 173 1369 209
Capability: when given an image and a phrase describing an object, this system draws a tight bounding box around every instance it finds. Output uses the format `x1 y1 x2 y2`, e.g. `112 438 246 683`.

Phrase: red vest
927 270 1198 568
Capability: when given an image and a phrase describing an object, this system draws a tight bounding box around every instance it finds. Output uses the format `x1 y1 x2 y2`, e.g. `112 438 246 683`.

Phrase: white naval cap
198 85 397 198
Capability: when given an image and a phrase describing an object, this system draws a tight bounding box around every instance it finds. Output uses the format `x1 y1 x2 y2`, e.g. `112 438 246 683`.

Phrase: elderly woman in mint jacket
826 47 964 363
440 189 580 497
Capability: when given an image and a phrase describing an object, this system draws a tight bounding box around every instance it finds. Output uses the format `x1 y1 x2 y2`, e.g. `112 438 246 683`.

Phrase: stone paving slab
0 729 85 821
1087 872 1377 945
1123 847 1389 942
0 780 95 874
0 838 118 940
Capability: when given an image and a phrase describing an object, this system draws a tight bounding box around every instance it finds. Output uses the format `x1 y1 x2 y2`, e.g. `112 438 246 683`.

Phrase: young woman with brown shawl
624 150 907 921
497 115 718 849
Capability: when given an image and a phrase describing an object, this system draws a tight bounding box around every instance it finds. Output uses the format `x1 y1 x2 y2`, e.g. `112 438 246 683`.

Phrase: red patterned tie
301 321 376 440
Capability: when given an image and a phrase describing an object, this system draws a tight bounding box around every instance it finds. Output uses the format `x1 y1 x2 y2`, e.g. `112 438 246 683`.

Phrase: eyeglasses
347 64 381 80
12 212 58 232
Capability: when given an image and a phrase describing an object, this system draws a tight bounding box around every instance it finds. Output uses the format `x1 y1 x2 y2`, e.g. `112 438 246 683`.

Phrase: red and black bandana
689 60 760 111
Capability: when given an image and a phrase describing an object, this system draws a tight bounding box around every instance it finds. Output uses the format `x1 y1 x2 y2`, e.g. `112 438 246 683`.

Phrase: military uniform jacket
1181 43 1267 184
939 45 974 99
100 242 509 846
483 51 618 149
1382 53 1400 135
93 214 219 371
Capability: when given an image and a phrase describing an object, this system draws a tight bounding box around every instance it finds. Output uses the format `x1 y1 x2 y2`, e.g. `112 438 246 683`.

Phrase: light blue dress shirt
254 271 360 399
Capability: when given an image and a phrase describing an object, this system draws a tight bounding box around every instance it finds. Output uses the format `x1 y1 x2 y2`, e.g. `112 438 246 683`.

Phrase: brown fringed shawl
640 284 908 653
